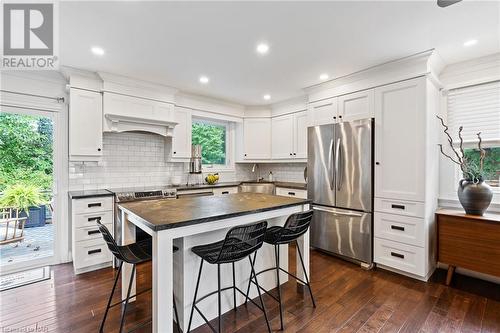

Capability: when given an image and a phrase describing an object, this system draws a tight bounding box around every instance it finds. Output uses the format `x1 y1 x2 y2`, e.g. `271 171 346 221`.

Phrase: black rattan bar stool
97 221 181 333
244 210 316 330
186 221 271 333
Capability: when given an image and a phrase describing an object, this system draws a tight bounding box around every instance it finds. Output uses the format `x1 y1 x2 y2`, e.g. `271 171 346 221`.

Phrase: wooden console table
436 209 500 285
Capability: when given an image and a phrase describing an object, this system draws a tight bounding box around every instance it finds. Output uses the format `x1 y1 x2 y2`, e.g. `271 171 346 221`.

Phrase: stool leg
119 264 136 333
217 263 222 333
275 244 284 330
296 240 316 308
244 252 257 304
99 261 123 333
249 255 272 333
232 262 237 311
173 295 181 333
187 259 204 333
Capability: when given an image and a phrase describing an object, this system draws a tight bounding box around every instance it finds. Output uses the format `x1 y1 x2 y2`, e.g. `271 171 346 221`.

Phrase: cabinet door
308 97 338 126
374 78 426 202
171 107 192 159
338 89 374 122
69 88 102 159
294 111 308 159
244 118 271 159
272 115 294 159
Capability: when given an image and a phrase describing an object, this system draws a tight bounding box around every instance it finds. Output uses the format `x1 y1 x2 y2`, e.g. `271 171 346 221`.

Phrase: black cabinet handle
88 203 101 208
293 153 296 156
375 162 380 165
290 153 293 156
173 151 177 154
390 252 404 259
97 148 101 152
88 249 102 255
391 225 405 231
87 216 101 222
391 204 405 210
339 115 342 119
333 116 337 120
288 192 296 196
222 191 229 194
88 230 101 235
244 154 247 157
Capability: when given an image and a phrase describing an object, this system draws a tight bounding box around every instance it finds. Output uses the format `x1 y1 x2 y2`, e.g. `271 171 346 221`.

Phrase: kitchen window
191 117 234 170
447 80 500 189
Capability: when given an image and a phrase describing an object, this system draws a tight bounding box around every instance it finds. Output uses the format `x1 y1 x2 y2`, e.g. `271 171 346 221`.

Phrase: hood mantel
104 113 178 137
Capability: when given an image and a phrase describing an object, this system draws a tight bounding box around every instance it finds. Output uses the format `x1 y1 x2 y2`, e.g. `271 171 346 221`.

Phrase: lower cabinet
71 196 114 274
374 238 426 277
213 187 239 196
275 187 307 199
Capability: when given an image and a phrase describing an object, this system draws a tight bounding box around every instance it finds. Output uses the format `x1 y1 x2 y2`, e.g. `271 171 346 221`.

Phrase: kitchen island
118 192 311 332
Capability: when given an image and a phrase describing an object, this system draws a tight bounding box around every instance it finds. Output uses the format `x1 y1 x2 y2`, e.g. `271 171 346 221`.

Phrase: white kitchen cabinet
294 111 308 159
171 107 192 159
374 78 426 202
243 118 271 159
275 187 307 199
272 115 294 159
308 97 338 126
213 187 239 196
69 88 103 161
338 89 374 122
271 111 308 160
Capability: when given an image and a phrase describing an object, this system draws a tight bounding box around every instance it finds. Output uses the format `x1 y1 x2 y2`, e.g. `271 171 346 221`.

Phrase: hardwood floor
1 247 499 333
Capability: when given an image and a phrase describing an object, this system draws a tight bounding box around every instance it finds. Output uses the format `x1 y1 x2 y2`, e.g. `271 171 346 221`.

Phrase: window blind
447 80 500 144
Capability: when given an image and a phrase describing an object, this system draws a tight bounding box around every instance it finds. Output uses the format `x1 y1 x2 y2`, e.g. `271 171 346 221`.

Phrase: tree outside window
192 120 227 166
463 147 500 187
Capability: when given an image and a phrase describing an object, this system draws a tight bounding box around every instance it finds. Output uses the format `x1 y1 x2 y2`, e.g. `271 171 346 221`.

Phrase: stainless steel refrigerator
307 118 373 267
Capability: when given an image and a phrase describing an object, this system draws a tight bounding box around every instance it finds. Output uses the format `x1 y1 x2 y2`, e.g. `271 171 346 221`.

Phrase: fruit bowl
205 173 219 185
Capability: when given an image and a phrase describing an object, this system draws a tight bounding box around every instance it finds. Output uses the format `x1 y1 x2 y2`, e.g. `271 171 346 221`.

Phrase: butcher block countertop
118 192 311 231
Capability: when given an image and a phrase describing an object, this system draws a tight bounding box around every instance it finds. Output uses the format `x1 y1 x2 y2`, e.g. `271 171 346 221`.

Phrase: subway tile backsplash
68 132 307 191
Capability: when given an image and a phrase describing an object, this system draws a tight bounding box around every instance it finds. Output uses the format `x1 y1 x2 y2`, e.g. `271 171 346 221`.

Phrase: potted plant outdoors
437 116 493 216
0 184 48 228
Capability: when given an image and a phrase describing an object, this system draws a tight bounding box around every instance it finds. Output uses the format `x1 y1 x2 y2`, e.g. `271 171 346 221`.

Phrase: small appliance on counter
187 144 203 185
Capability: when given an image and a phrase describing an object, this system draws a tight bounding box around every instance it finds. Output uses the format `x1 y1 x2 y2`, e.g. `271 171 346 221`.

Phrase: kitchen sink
239 182 275 195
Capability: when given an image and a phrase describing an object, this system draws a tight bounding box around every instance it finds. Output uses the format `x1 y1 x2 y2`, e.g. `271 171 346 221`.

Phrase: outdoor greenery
464 147 500 187
0 113 53 191
192 121 226 165
0 184 47 215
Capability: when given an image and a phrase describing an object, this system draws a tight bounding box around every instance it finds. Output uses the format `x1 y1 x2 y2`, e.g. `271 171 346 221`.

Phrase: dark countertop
68 189 114 199
118 192 311 231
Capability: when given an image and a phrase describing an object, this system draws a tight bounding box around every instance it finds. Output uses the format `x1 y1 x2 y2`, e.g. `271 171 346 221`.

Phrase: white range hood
104 112 177 137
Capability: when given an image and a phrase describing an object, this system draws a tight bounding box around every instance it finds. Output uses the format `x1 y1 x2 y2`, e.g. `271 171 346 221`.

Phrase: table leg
121 211 136 302
446 265 455 286
153 230 173 333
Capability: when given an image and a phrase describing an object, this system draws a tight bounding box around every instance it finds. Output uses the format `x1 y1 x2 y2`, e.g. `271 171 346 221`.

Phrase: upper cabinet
374 77 426 202
69 88 103 161
308 97 338 126
243 118 271 159
338 89 374 122
271 111 308 159
170 107 192 159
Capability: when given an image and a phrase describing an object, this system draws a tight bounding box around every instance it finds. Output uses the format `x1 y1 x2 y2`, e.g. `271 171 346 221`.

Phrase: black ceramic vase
457 179 493 216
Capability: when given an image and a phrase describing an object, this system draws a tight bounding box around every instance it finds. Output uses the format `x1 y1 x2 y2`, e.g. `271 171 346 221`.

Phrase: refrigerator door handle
312 205 364 217
330 139 335 191
334 138 340 191
337 137 343 191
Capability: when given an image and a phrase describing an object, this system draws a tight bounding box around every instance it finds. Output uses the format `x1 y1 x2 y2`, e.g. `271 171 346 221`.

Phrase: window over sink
191 117 234 170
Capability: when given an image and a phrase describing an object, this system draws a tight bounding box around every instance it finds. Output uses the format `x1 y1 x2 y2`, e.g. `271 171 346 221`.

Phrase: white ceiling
60 1 500 106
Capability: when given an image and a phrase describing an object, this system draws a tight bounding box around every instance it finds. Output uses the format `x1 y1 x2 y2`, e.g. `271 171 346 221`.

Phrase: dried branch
438 144 462 166
477 132 485 172
458 126 465 161
436 115 465 171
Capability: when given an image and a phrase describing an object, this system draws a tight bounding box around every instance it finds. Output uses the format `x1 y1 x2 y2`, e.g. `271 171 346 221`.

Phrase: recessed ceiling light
463 39 477 47
256 43 270 55
319 73 329 81
199 76 209 84
263 94 271 101
91 46 105 56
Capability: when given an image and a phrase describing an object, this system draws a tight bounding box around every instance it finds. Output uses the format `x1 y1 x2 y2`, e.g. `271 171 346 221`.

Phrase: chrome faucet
251 163 263 182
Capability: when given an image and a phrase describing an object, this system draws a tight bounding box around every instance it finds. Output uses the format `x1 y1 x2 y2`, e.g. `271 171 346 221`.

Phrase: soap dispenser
268 171 273 182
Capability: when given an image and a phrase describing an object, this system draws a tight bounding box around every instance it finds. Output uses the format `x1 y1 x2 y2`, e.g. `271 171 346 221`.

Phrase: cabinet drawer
75 223 112 243
73 196 113 214
213 187 239 196
375 198 424 218
73 210 113 229
374 237 426 276
276 187 307 199
374 213 424 247
73 238 112 270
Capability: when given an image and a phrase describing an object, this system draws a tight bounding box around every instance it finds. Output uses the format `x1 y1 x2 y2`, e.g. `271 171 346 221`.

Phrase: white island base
120 201 310 333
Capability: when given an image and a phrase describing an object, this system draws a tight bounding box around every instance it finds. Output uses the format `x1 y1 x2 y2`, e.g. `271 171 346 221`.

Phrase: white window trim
191 116 235 172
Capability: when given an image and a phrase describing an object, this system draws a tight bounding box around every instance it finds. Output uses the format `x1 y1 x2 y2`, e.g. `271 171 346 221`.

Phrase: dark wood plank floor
1 247 499 333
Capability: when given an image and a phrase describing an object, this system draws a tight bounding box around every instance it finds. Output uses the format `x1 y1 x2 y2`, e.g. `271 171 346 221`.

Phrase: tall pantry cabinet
373 76 440 280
